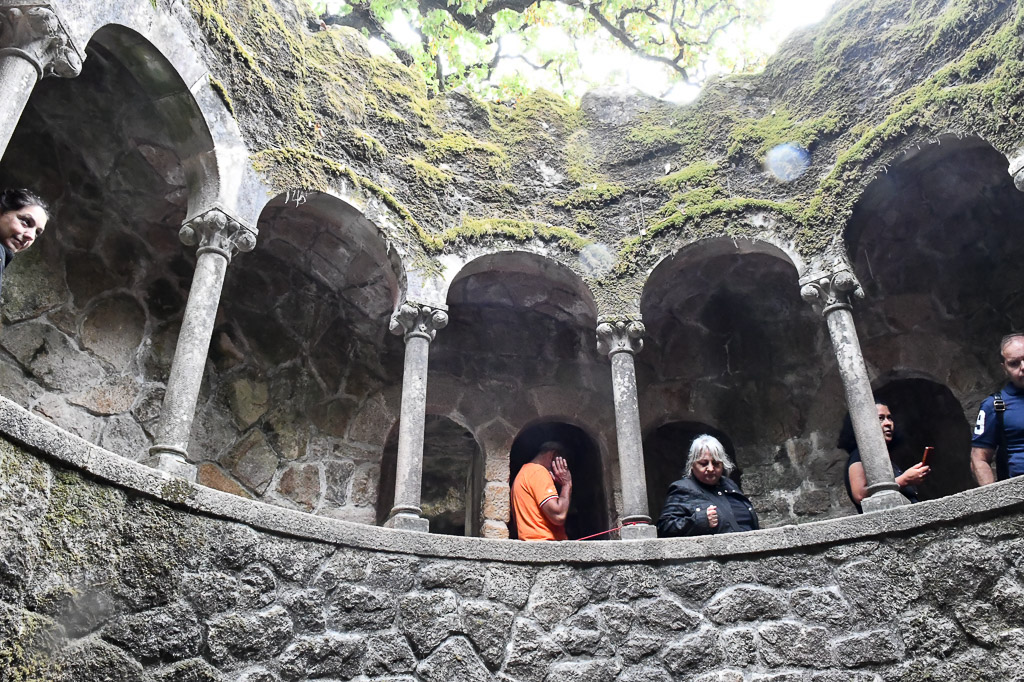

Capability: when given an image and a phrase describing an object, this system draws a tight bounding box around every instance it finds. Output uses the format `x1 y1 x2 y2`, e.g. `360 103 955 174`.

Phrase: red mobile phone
922 446 934 465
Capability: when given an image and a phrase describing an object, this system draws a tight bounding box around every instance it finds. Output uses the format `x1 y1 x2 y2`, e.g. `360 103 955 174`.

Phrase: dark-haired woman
0 188 49 297
840 402 929 513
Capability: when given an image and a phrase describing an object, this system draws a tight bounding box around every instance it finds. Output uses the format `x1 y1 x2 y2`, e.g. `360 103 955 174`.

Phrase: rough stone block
619 632 665 664
206 605 292 665
898 605 964 658
917 539 1004 605
526 567 591 626
238 565 278 610
324 459 355 506
480 519 509 538
416 636 491 682
758 621 830 668
150 658 224 682
80 295 146 371
180 571 238 618
661 627 723 676
705 585 787 624
227 377 269 428
504 618 562 682
831 629 901 667
102 602 201 661
362 633 417 676
327 585 397 631
636 596 701 632
482 481 510 521
276 462 321 511
461 599 515 668
419 561 485 596
664 561 726 604
284 589 328 634
484 564 534 608
789 587 851 626
399 591 461 655
221 431 277 494
54 638 145 682
278 633 366 681
722 627 756 667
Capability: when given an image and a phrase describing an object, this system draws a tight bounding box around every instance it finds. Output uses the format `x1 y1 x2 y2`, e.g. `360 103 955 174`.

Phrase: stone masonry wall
3 401 1024 682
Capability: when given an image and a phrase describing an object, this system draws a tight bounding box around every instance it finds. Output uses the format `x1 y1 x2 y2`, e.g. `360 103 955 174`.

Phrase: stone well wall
2 398 1023 682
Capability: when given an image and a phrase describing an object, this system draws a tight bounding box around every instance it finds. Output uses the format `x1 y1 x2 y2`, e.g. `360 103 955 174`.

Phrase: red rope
574 521 644 541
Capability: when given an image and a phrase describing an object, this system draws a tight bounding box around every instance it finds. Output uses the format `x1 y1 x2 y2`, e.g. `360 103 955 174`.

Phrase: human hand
899 462 930 486
552 456 572 487
706 505 719 528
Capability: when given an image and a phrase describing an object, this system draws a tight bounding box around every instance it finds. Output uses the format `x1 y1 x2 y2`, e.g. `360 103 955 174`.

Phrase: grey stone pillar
148 209 256 480
801 268 907 512
0 3 84 160
597 317 657 539
385 301 448 532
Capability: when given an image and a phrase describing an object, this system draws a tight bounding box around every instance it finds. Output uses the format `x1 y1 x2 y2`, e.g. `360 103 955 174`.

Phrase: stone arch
637 235 833 527
509 420 610 540
643 420 736 528
182 191 408 512
443 250 599 321
845 132 1024 423
871 376 975 502
0 17 266 470
376 414 485 536
79 18 264 227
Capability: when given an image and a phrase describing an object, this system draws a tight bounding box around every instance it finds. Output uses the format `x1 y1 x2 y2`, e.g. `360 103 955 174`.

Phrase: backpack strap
993 391 1009 481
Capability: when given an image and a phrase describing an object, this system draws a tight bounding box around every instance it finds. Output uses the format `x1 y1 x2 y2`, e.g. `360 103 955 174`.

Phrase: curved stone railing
2 394 1022 680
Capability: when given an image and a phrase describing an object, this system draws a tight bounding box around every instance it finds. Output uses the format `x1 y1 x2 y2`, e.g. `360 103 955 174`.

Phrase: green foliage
311 0 772 98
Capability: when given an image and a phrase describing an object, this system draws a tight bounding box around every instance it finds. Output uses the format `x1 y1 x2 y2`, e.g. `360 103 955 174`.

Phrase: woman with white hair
656 434 759 537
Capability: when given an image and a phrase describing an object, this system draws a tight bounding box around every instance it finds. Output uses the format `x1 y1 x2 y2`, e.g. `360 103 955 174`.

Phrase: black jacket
656 475 759 537
0 245 12 300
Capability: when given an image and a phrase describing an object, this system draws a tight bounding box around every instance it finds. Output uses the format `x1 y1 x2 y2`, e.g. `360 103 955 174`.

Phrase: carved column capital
596 317 645 356
0 3 84 79
179 209 256 261
389 302 448 342
800 268 864 315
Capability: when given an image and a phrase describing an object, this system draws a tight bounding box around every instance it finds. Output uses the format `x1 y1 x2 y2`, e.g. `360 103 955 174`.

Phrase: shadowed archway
509 421 608 540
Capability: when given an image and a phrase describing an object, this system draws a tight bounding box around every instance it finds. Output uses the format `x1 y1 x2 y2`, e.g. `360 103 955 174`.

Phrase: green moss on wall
208 74 235 115
440 218 591 252
552 182 627 209
727 109 845 161
405 157 451 189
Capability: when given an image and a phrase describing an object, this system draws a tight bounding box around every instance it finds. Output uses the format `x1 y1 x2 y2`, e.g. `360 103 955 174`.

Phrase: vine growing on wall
307 0 769 98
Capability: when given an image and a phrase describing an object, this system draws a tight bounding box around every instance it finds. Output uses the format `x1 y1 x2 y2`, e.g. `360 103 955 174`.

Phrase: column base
619 523 657 540
145 446 197 483
385 513 429 533
861 489 910 513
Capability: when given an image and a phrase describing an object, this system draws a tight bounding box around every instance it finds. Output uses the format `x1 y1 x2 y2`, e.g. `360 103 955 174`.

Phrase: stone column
385 301 448 532
148 209 256 480
597 317 657 539
0 3 84 159
801 268 907 512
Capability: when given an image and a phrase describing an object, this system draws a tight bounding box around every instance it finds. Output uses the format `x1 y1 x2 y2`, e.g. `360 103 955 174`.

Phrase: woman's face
877 403 894 443
0 204 46 253
691 450 724 486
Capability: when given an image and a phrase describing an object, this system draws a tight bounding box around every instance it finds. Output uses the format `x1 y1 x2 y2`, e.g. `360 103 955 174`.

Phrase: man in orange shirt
512 442 573 541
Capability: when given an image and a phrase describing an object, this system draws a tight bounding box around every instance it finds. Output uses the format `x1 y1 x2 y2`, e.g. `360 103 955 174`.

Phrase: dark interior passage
509 422 608 540
874 378 974 501
377 416 483 535
643 422 737 525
